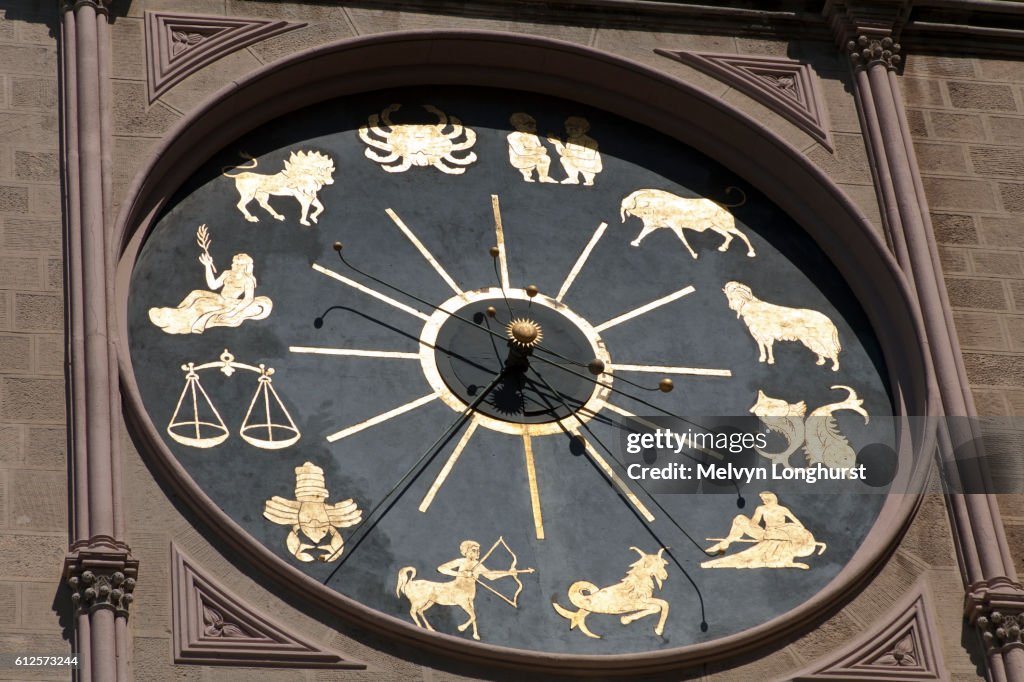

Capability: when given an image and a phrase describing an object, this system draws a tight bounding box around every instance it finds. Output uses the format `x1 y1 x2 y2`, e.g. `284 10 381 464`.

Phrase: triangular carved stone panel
655 50 834 152
170 544 364 668
793 580 948 681
145 12 305 102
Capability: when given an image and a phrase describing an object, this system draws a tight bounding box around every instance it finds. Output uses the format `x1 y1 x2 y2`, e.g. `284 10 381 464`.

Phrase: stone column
825 1 1024 679
59 1 136 680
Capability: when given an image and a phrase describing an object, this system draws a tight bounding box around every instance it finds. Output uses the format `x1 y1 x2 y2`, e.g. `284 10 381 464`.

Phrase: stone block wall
0 0 1012 679
100 4 983 680
0 2 72 678
901 52 1024 577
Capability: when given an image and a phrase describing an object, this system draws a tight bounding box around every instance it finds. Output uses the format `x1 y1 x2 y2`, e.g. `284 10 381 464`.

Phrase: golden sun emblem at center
289 194 735 542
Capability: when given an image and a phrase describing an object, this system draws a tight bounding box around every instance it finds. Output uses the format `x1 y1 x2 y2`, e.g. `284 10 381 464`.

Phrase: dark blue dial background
127 87 896 655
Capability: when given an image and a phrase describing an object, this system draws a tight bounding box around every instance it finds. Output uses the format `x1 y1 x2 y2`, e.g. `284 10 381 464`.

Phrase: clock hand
524 368 710 633
329 243 615 377
323 366 508 583
312 304 505 378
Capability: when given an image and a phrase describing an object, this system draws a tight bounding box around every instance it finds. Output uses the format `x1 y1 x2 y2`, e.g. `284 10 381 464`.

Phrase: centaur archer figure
396 538 534 641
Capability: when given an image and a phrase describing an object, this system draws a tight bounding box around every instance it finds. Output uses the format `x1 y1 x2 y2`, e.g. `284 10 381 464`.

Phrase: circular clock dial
127 86 897 656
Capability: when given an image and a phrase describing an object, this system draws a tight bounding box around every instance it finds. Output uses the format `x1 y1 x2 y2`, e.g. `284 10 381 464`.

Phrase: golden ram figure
723 281 842 371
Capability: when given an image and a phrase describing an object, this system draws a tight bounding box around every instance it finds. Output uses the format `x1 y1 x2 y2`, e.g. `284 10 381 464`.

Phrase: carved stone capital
965 577 1024 654
847 34 902 70
63 536 139 617
61 0 111 13
824 0 909 68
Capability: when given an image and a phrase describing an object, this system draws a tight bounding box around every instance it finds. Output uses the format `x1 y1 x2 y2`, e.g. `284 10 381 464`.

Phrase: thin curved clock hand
330 243 597 373
526 367 721 558
525 368 710 632
324 367 508 583
312 304 504 378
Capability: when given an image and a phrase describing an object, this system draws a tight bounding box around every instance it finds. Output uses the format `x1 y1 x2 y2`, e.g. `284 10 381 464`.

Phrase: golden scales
167 348 301 450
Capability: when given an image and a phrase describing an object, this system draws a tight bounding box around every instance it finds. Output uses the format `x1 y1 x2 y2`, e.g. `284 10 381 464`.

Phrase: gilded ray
523 435 544 540
491 194 510 290
312 263 430 321
609 363 731 377
556 222 608 302
386 208 464 296
419 418 480 512
326 393 439 443
289 346 420 360
573 431 654 522
594 286 695 333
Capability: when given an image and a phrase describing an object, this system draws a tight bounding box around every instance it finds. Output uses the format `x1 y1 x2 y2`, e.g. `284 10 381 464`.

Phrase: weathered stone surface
915 141 967 173
0 185 29 213
971 250 1023 277
13 150 57 182
0 533 67 579
972 388 1010 416
0 254 39 287
944 277 1008 310
979 58 1024 81
1011 281 1024 313
0 44 55 76
13 293 62 331
904 107 928 137
19 582 63 631
931 213 977 244
954 311 1008 350
1 217 60 250
990 115 1024 144
938 246 969 273
964 353 1024 386
9 469 65 530
923 177 996 210
0 377 64 422
0 333 32 371
0 111 58 147
1005 316 1024 352
947 81 1017 112
927 111 986 141
971 146 1024 178
112 81 181 136
905 54 977 78
110 17 144 81
1000 182 1024 212
980 215 1024 247
24 425 65 469
33 335 61 375
0 424 21 464
902 77 944 106
10 76 57 110
133 636 202 682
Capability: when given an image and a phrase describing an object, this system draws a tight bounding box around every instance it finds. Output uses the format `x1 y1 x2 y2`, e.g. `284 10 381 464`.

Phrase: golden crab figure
358 104 478 174
263 461 362 562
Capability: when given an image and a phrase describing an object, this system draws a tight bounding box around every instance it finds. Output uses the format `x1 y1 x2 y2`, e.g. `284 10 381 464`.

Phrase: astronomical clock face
126 86 898 657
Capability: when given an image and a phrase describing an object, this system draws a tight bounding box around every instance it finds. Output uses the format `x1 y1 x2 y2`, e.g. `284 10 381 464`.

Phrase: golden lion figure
223 151 335 226
723 281 841 371
552 547 669 639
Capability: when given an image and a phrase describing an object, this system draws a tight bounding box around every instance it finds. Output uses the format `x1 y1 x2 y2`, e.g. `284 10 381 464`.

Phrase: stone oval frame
113 31 937 675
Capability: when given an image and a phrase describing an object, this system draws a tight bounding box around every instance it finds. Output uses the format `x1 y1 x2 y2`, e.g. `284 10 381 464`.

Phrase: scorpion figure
263 461 362 562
